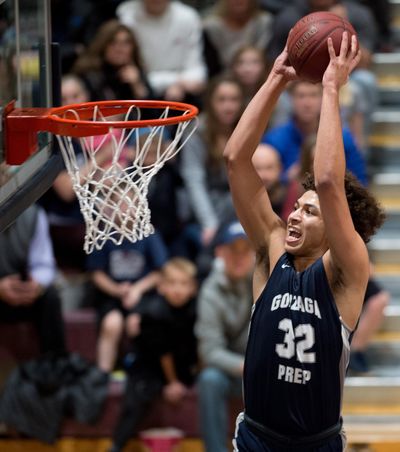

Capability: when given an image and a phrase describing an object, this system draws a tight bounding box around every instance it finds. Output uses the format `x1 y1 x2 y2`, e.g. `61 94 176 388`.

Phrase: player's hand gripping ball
287 11 358 83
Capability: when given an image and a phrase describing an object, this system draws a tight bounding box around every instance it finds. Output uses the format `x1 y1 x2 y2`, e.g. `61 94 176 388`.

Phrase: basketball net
55 104 197 253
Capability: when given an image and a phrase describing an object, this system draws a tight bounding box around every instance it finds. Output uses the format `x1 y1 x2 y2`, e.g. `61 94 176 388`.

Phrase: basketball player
224 32 385 451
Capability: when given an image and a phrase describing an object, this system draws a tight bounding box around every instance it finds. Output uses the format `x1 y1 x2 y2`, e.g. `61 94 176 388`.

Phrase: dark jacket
0 353 108 443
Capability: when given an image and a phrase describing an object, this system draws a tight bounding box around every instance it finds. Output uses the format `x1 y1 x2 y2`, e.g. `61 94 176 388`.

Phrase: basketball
287 12 358 83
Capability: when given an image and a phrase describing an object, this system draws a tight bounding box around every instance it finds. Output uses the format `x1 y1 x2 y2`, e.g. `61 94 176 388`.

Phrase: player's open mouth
287 227 301 243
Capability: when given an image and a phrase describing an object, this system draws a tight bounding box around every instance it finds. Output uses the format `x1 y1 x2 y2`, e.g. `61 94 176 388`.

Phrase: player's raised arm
314 33 376 326
223 41 296 265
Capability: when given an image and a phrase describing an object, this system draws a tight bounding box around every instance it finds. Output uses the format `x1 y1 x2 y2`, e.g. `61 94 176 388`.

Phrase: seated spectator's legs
110 371 163 452
351 290 389 369
97 308 125 373
33 285 66 355
349 277 390 373
0 284 66 355
198 367 240 452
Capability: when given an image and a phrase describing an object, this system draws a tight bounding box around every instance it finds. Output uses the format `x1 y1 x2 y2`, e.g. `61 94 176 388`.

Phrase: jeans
197 367 243 452
111 370 163 450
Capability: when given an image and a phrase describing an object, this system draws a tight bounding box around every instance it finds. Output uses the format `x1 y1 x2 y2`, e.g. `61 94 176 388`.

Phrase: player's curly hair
302 171 386 243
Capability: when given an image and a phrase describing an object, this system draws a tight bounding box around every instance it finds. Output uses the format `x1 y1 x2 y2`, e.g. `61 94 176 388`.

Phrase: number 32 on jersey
275 318 315 385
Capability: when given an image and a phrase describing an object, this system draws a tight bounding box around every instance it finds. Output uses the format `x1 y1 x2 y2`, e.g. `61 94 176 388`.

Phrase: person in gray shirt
195 220 254 452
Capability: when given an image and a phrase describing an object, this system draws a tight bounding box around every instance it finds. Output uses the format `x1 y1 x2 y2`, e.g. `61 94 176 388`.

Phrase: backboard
0 0 62 231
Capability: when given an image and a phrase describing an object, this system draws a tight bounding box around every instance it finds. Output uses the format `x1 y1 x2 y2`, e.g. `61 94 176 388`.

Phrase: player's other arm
223 42 296 269
315 33 369 326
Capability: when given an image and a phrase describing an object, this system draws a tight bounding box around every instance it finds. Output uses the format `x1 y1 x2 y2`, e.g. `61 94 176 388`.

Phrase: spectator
349 273 390 374
40 74 125 273
137 128 190 258
195 221 254 452
280 133 317 221
39 75 89 273
266 0 378 61
72 19 152 102
251 143 287 216
0 194 66 357
262 80 368 185
265 0 379 142
180 75 244 249
86 191 169 373
229 45 269 107
116 0 207 105
51 0 123 72
359 0 394 52
329 1 378 151
108 257 198 452
202 0 273 78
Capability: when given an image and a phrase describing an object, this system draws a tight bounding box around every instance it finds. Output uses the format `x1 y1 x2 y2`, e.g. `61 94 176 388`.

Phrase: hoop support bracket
4 102 54 164
4 99 198 165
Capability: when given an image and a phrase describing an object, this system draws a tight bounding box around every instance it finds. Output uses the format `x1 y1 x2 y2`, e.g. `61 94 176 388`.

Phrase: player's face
211 81 243 127
285 190 328 256
217 238 255 281
105 30 134 67
291 83 322 125
158 267 196 307
233 48 265 87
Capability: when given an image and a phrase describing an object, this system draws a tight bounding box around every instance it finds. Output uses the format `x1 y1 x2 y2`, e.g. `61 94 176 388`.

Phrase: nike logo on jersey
281 264 291 269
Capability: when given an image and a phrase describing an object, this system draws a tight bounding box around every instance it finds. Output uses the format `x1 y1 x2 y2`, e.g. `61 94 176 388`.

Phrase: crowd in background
0 1 394 451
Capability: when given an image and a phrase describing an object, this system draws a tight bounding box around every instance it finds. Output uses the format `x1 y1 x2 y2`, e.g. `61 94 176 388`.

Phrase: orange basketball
287 12 358 83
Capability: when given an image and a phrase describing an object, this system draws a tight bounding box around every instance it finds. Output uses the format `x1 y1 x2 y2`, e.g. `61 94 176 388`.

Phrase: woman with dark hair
72 19 152 102
180 75 245 248
230 45 269 107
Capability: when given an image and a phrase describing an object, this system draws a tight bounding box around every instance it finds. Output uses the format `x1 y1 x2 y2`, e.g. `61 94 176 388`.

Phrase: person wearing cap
195 220 255 452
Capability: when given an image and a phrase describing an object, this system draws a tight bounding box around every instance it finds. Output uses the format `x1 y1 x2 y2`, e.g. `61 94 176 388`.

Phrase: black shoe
349 351 369 373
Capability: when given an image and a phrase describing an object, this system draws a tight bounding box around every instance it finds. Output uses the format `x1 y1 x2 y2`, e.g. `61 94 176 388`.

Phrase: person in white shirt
116 0 207 103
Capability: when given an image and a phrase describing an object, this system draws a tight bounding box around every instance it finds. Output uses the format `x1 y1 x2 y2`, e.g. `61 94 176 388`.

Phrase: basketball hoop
5 100 198 253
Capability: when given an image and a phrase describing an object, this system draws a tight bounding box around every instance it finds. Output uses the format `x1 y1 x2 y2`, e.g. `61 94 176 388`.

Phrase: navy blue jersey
243 253 351 437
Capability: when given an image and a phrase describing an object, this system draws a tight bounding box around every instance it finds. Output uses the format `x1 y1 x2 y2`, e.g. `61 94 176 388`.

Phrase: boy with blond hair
109 257 198 452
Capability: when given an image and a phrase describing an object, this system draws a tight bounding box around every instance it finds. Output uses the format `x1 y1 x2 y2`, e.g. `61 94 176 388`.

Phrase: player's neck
293 253 322 273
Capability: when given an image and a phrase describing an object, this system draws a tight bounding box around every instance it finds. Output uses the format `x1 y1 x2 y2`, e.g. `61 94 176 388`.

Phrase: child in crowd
109 257 198 452
86 191 169 373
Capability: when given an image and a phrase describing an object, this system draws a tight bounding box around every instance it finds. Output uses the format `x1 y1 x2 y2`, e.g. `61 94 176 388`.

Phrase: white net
55 104 197 253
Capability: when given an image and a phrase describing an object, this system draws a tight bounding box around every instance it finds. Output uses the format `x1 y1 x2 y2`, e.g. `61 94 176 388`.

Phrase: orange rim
48 100 198 134
4 99 199 164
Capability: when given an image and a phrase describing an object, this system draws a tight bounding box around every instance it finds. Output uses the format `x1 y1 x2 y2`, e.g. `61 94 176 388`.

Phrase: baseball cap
214 221 247 247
